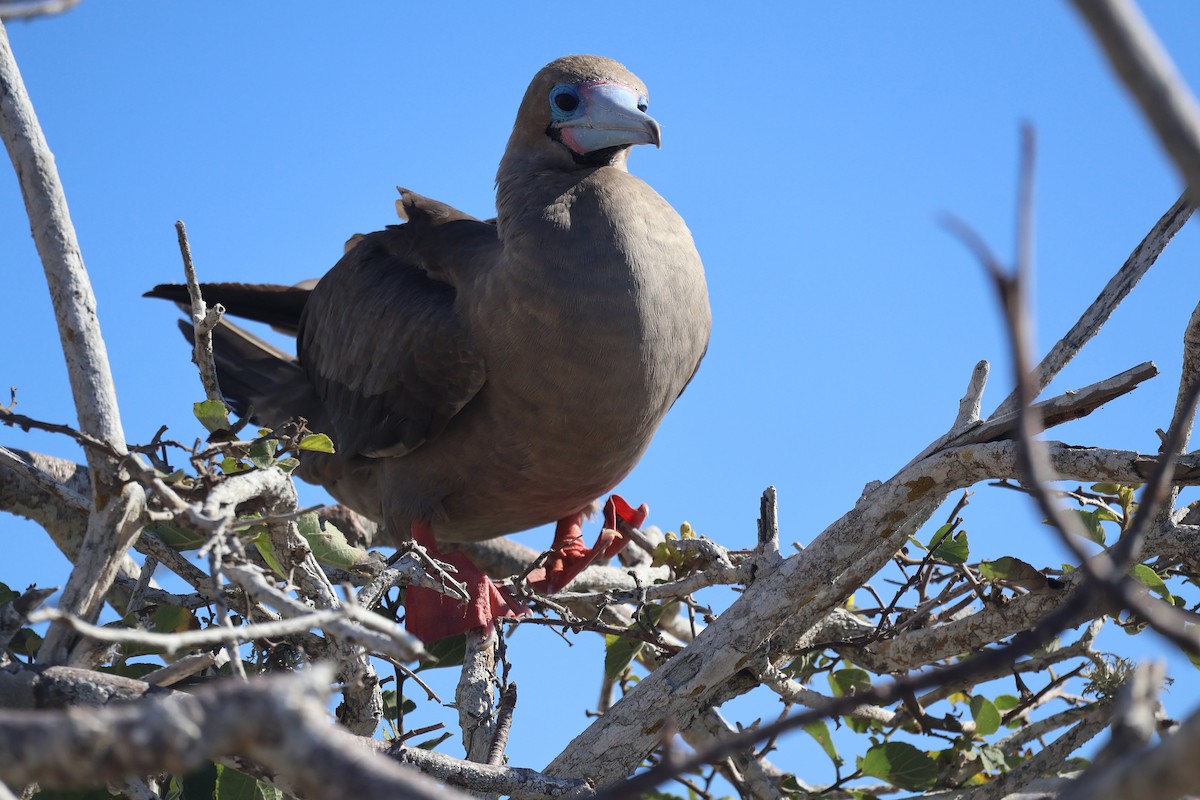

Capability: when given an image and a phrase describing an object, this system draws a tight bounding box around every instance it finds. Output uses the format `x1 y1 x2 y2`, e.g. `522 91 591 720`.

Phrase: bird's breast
467 174 710 492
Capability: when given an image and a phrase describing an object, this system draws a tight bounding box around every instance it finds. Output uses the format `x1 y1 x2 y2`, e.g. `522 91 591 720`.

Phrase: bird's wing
298 190 494 459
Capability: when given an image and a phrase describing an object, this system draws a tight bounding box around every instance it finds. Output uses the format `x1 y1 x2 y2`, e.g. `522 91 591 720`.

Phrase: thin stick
176 220 225 406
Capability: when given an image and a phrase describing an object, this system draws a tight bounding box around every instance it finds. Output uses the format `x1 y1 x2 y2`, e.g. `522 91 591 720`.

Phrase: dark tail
175 318 323 432
146 281 313 336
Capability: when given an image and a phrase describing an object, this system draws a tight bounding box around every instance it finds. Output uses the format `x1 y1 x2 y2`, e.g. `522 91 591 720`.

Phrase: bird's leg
404 520 528 643
525 495 647 593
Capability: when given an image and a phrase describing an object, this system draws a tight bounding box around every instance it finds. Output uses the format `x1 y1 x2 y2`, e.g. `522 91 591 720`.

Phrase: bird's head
502 55 660 174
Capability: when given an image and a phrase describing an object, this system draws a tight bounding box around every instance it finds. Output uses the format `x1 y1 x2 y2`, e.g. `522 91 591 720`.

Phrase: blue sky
3 1 1200 787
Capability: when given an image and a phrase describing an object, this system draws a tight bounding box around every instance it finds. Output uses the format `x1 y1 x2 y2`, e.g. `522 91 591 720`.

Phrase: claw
525 494 646 593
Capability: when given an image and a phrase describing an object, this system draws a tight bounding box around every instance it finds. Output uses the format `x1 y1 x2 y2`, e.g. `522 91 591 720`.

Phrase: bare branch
0 18 147 663
175 220 225 406
0 665 468 800
993 194 1192 416
1070 0 1200 200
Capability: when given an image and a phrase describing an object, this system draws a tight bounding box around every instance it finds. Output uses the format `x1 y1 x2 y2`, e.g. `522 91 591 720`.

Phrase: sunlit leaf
298 433 336 453
931 529 969 564
247 438 276 469
828 667 871 698
802 720 843 767
298 513 373 570
415 731 454 750
1129 563 1170 601
1066 509 1108 545
970 695 1001 736
193 399 232 434
603 603 672 679
992 694 1020 711
219 456 252 475
250 531 287 578
859 741 936 790
977 743 1009 774
605 632 643 680
979 557 1050 590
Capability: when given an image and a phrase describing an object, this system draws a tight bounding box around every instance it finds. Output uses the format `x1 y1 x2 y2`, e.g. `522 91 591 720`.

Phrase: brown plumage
148 55 710 638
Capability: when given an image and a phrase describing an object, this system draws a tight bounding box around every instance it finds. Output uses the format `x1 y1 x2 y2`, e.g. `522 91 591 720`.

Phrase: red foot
525 495 648 593
404 521 529 643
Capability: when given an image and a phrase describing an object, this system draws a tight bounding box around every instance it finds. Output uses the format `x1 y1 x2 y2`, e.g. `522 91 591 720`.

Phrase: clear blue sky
3 1 1200 786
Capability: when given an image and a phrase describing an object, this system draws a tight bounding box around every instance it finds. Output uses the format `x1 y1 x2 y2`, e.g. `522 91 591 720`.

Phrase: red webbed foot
404 520 529 643
526 495 649 594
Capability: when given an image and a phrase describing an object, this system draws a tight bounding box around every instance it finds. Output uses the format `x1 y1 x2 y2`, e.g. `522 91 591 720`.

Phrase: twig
992 194 1192 416
175 220 225 406
955 359 990 428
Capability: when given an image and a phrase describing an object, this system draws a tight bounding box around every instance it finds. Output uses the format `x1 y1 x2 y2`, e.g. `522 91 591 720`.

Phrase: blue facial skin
549 80 660 156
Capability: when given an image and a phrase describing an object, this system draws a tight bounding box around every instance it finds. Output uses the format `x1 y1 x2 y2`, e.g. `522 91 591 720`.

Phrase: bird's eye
553 92 579 112
637 98 649 113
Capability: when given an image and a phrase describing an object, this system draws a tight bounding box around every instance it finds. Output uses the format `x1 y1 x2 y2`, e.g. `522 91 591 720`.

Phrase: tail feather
147 282 312 336
178 318 322 431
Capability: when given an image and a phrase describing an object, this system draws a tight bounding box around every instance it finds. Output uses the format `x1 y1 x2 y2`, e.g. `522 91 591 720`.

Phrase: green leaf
859 741 937 790
605 631 644 680
250 531 287 578
0 581 15 606
801 720 843 767
417 634 466 671
992 693 1020 711
219 456 252 475
247 438 277 469
31 789 115 800
782 650 822 681
970 695 1001 736
298 513 373 570
150 604 199 634
194 399 232 434
828 667 871 698
979 557 1050 590
10 627 42 657
977 743 1009 774
215 764 282 800
179 762 219 800
275 456 300 473
1068 509 1108 545
931 529 969 564
415 731 454 750
147 520 208 550
1129 563 1170 600
298 433 336 453
98 662 164 680
602 603 673 680
382 689 417 721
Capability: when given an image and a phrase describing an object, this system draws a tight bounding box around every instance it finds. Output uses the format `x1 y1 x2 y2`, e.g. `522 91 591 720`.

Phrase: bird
147 55 711 642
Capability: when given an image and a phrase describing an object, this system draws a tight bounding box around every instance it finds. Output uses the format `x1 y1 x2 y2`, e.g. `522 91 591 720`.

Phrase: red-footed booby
148 55 711 642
